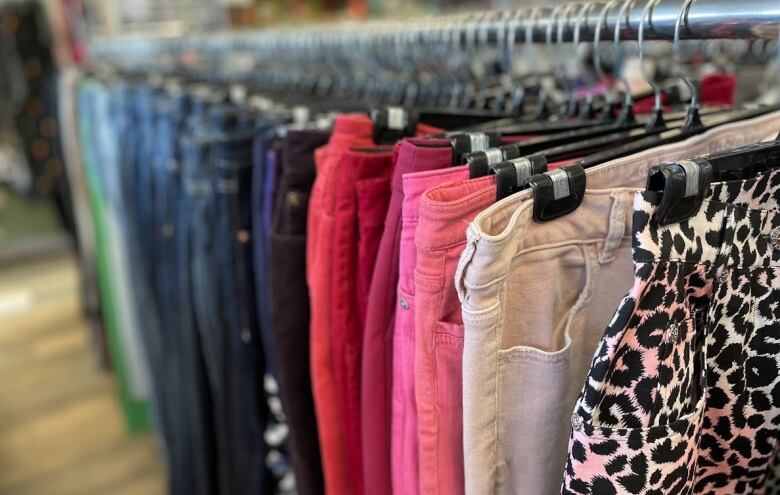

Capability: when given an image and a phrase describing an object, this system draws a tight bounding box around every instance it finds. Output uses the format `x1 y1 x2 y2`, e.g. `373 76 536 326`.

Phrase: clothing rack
88 0 780 61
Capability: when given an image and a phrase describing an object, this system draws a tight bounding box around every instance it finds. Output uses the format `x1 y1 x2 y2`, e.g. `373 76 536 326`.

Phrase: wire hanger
638 0 667 131
578 0 780 168
612 0 637 126
674 0 704 131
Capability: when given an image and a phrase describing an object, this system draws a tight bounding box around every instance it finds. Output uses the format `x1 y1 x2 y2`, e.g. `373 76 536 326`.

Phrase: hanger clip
646 158 713 226
465 146 522 179
494 155 548 201
644 107 667 132
528 164 586 222
448 132 502 165
371 106 417 144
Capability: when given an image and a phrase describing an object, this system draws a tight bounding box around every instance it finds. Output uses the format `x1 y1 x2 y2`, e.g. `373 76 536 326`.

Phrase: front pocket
563 396 705 495
651 317 705 426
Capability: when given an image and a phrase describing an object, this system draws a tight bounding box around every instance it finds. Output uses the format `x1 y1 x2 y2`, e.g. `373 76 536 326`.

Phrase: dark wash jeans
151 91 219 495
110 82 188 493
212 127 272 495
95 80 280 495
269 129 331 495
181 133 226 495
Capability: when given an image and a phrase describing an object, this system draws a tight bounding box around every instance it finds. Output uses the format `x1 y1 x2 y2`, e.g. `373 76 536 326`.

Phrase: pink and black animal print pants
563 169 780 494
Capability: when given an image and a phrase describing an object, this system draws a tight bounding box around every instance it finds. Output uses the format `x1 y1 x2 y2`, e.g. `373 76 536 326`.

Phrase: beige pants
456 111 780 495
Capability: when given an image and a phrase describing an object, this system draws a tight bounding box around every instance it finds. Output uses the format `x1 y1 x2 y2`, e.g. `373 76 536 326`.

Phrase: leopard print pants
563 169 780 494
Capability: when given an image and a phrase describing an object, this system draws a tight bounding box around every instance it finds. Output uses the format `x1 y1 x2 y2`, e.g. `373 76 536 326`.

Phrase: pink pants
414 171 496 495
361 138 451 495
392 164 469 495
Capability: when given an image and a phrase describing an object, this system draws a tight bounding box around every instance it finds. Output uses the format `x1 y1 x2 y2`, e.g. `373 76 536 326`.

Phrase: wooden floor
0 254 167 495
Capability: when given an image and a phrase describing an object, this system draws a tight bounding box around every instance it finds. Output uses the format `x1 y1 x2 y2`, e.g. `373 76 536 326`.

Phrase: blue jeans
212 125 271 495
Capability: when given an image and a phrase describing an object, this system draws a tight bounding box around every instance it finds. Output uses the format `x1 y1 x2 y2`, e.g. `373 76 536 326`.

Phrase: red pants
307 114 376 495
331 146 397 494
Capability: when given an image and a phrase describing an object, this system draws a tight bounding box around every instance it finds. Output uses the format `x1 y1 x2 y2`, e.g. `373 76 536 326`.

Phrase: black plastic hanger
470 106 732 178
646 140 780 225
448 132 502 164
494 155 549 200
371 106 418 144
577 103 780 168
527 165 587 221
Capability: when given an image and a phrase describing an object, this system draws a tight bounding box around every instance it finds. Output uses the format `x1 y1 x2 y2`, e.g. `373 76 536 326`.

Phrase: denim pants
212 127 270 495
145 90 217 495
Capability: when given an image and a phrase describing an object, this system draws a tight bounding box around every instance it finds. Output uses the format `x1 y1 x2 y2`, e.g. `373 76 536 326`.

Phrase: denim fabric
212 125 271 495
181 133 228 495
81 79 299 495
149 90 218 495
81 81 172 488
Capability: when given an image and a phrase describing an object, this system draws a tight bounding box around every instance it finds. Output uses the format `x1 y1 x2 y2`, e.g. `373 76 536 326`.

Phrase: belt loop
600 192 627 264
454 223 480 304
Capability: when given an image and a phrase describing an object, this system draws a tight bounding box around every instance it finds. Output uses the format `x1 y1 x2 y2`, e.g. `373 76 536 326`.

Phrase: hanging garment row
67 2 780 495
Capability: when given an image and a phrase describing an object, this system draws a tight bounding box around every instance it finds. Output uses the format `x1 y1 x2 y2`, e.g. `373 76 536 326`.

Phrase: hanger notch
466 146 522 178
528 164 586 222
371 106 418 144
494 155 548 201
646 158 713 226
449 132 502 164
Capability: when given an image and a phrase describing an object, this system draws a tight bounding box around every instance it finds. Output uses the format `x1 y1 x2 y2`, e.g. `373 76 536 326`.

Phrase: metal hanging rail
88 0 780 60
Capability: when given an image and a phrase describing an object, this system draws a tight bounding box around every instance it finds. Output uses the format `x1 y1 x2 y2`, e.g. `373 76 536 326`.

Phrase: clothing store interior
2 0 780 493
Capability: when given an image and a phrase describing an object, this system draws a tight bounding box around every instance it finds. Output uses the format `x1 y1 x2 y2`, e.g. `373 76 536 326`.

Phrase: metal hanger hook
614 0 637 106
557 4 584 98
557 4 581 69
594 0 621 102
674 0 699 108
546 4 567 75
639 0 663 110
524 6 544 76
573 2 597 99
573 1 596 49
505 8 522 74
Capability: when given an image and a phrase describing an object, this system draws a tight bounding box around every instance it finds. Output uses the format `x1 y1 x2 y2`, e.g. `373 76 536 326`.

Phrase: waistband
472 109 780 240
285 129 330 160
282 130 330 186
327 113 374 151
634 169 780 269
401 164 467 223
416 171 495 250
392 138 452 192
343 146 395 180
321 145 394 215
460 186 635 292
